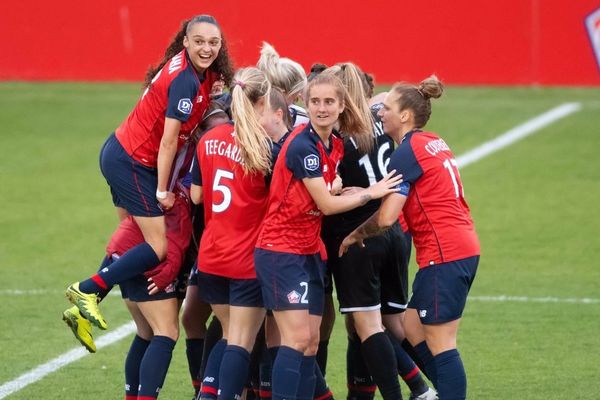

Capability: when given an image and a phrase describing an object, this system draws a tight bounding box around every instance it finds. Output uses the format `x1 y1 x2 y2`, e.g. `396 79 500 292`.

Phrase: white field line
0 322 135 399
0 102 582 398
456 102 581 168
469 296 600 304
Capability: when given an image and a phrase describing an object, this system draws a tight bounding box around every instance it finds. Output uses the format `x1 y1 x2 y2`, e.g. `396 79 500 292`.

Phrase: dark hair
363 72 375 99
143 15 234 88
390 75 444 128
307 63 328 82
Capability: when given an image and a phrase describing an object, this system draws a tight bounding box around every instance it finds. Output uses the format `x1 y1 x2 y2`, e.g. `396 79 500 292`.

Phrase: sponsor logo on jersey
164 283 175 293
586 8 600 70
197 95 203 104
168 53 183 74
304 154 319 171
287 290 301 304
178 98 193 114
419 309 427 318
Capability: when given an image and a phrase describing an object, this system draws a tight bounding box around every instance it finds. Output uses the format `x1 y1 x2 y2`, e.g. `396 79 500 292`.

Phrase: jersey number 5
443 158 465 198
212 168 234 213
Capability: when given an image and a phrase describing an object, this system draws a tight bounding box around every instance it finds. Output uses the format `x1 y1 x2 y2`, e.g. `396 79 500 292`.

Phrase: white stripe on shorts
340 304 382 313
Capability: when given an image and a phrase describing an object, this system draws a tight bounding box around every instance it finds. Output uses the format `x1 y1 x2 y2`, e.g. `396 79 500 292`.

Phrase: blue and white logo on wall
586 8 600 71
304 154 319 171
178 98 193 114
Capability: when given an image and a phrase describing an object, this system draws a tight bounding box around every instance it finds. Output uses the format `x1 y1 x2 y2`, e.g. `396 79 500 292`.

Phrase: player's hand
367 170 403 199
330 174 343 195
340 186 364 196
338 232 364 257
210 80 225 98
157 192 176 211
147 279 160 295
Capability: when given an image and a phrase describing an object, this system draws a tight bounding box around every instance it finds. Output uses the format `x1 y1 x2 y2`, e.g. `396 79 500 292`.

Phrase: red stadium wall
1 0 599 85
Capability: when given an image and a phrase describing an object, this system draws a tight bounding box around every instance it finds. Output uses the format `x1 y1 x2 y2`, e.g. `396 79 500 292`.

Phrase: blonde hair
230 67 272 175
257 42 307 101
391 74 444 128
306 72 372 150
325 63 374 155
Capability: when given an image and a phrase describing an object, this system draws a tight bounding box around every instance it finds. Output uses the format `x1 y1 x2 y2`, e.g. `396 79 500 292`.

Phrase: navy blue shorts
408 256 479 324
196 270 263 307
99 133 163 217
254 248 325 316
119 274 179 302
188 263 199 287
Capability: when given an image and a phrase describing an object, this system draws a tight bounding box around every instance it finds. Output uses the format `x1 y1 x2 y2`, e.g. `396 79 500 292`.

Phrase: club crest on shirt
303 154 319 171
178 98 193 114
287 290 301 304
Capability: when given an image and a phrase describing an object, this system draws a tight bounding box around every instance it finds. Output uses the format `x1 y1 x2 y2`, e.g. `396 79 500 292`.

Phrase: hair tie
234 79 246 89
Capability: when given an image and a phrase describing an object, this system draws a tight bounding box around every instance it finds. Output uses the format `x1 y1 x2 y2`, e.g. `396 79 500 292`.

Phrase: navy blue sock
347 333 375 400
95 256 114 301
186 338 205 395
296 355 316 400
79 242 160 293
272 346 303 400
387 332 428 395
414 341 437 388
361 332 401 400
316 339 329 376
434 349 466 400
313 362 333 400
124 335 150 399
200 339 227 400
200 317 223 381
259 346 279 399
218 344 251 400
138 335 176 399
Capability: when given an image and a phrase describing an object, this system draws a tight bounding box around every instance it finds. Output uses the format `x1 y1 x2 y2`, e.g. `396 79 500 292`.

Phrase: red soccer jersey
256 124 344 255
115 49 218 167
192 124 269 279
388 130 480 268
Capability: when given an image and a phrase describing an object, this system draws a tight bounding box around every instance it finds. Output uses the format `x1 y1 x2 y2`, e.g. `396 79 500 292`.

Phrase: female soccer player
322 62 434 400
64 15 234 331
340 75 480 400
254 71 403 400
190 67 272 400
257 42 308 127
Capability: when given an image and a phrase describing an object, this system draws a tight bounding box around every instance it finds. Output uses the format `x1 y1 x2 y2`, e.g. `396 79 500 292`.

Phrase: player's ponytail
230 67 272 175
306 72 372 148
391 74 444 128
329 63 374 155
257 42 307 102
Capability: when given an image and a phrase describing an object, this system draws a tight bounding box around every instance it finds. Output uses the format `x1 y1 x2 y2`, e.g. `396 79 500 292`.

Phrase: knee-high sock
138 335 176 399
296 355 316 400
387 332 428 395
200 338 227 400
259 346 279 400
313 362 333 400
124 335 150 400
218 345 252 400
79 242 160 293
200 317 223 381
414 341 437 388
434 349 466 400
347 333 375 400
360 333 402 400
186 338 205 395
271 346 303 400
315 339 329 376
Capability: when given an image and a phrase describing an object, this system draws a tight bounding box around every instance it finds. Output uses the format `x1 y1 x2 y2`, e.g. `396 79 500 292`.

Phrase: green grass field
1 82 599 399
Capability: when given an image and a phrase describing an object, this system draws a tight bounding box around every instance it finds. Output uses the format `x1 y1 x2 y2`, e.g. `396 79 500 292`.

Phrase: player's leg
123 298 153 400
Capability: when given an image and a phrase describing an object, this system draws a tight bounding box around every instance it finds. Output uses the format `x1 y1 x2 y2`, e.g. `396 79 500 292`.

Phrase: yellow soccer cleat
62 306 97 353
65 282 107 330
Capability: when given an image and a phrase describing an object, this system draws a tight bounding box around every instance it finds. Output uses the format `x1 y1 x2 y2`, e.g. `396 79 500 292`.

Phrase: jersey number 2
212 168 234 213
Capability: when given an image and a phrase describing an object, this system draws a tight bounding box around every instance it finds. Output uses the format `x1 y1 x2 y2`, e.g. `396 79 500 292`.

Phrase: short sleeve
166 71 199 122
285 136 323 180
387 140 423 185
190 153 202 186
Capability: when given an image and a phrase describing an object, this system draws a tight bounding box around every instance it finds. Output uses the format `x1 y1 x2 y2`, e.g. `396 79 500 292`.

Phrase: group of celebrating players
62 14 480 400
